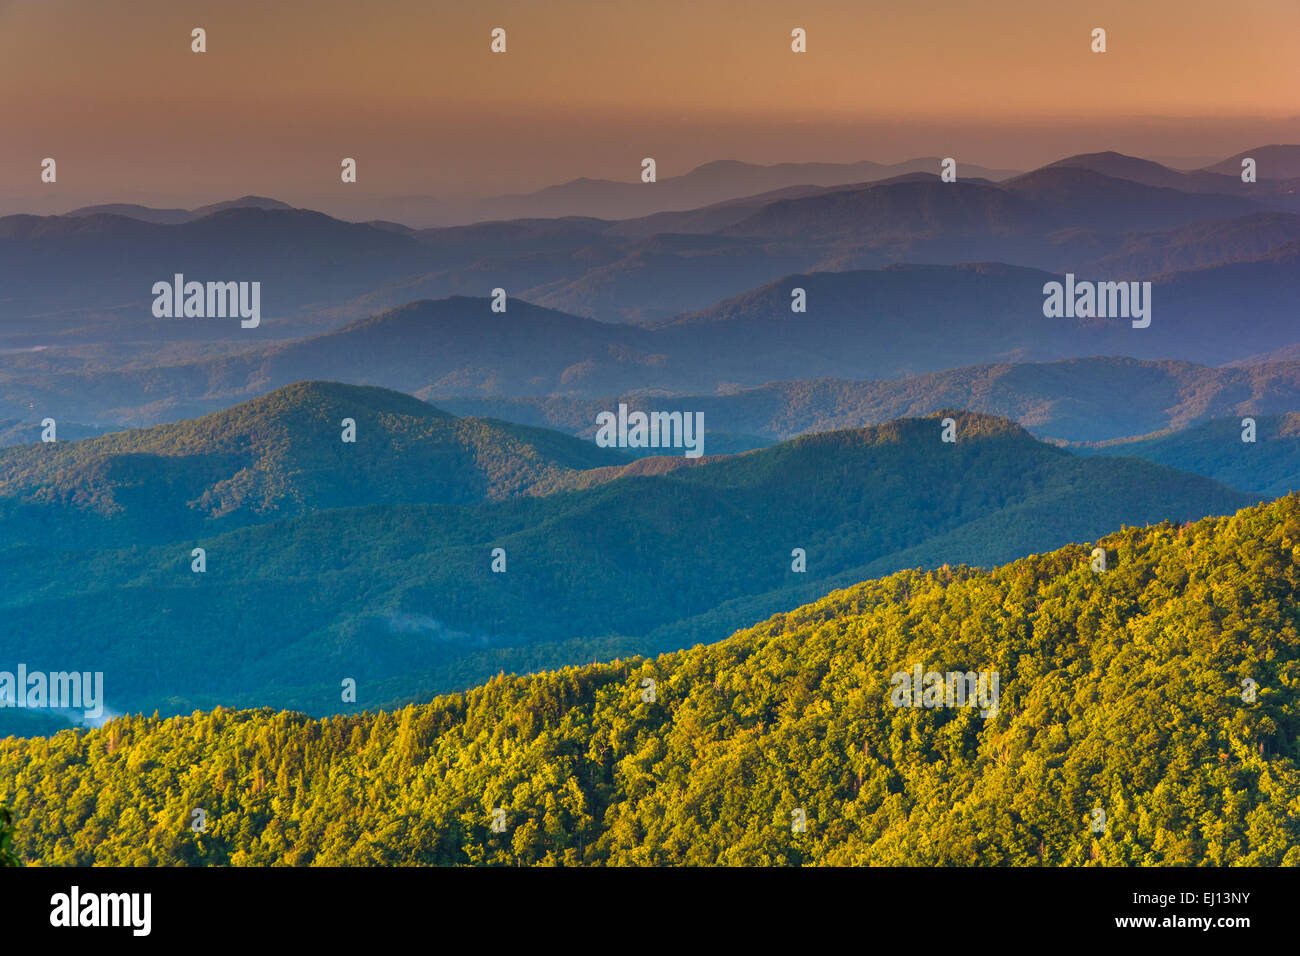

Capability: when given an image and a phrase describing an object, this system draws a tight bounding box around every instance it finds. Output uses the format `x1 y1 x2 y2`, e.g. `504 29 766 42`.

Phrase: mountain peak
191 195 294 218
0 380 626 541
241 380 455 420
1201 144 1300 179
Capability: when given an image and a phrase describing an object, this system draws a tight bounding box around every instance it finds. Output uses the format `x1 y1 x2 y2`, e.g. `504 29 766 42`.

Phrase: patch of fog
81 706 123 728
378 611 506 647
0 704 120 732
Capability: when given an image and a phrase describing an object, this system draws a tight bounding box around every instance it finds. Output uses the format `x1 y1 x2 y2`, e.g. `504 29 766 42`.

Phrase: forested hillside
3 493 1297 866
0 381 628 546
0 809 17 867
0 406 1255 721
434 357 1300 446
1081 413 1300 497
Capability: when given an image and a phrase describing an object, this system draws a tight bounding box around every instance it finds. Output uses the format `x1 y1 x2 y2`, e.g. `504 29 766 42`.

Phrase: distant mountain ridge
431 357 1300 445
4 146 1295 330
1199 144 1300 179
463 157 1024 225
44 146 1299 228
2 246 1298 427
60 195 293 224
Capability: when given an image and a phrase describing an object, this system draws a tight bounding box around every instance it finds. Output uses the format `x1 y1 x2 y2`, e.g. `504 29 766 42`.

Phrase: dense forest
2 493 1297 865
0 394 1257 724
1082 413 1300 498
0 381 630 546
0 808 16 867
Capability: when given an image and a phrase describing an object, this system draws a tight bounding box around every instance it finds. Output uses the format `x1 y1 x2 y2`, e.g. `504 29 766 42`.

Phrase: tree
0 807 20 867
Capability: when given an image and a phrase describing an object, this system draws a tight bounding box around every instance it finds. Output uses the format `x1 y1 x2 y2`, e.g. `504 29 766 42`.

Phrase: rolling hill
1042 150 1283 197
648 255 1300 377
435 357 1300 445
0 402 1256 725
2 491 1296 865
0 207 428 339
4 238 1299 426
0 381 629 546
1200 144 1300 179
60 196 293 225
430 156 1025 226
999 166 1259 232
1078 413 1300 497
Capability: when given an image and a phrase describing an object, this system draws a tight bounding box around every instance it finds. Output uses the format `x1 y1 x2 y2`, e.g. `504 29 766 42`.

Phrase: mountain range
4 147 1297 338
4 144 1300 740
0 384 1257 732
60 196 294 225
5 241 1298 427
58 158 1026 229
433 357 1300 445
3 140 1300 873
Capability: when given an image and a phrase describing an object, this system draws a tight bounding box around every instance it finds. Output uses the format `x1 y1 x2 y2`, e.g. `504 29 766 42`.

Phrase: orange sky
2 0 1297 210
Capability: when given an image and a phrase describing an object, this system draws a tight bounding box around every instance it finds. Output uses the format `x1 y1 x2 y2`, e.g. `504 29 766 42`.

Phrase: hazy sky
2 0 1297 213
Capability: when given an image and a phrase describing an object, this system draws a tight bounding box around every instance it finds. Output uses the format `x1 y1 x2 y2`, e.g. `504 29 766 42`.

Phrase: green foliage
0 406 1255 720
0 381 628 546
1082 413 1300 497
0 807 18 867
3 493 1298 866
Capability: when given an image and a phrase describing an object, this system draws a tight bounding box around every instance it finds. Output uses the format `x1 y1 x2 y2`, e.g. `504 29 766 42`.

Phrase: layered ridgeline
3 239 1299 427
0 385 1255 723
1079 414 1300 497
0 381 628 545
2 494 1297 866
4 149 1297 335
437 357 1300 446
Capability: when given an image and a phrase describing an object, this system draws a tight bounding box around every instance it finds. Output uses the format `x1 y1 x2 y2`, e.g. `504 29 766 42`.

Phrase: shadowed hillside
0 407 1255 724
2 493 1296 865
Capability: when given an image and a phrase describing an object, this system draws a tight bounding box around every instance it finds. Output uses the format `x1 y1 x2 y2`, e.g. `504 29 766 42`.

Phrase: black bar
0 865 1289 944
